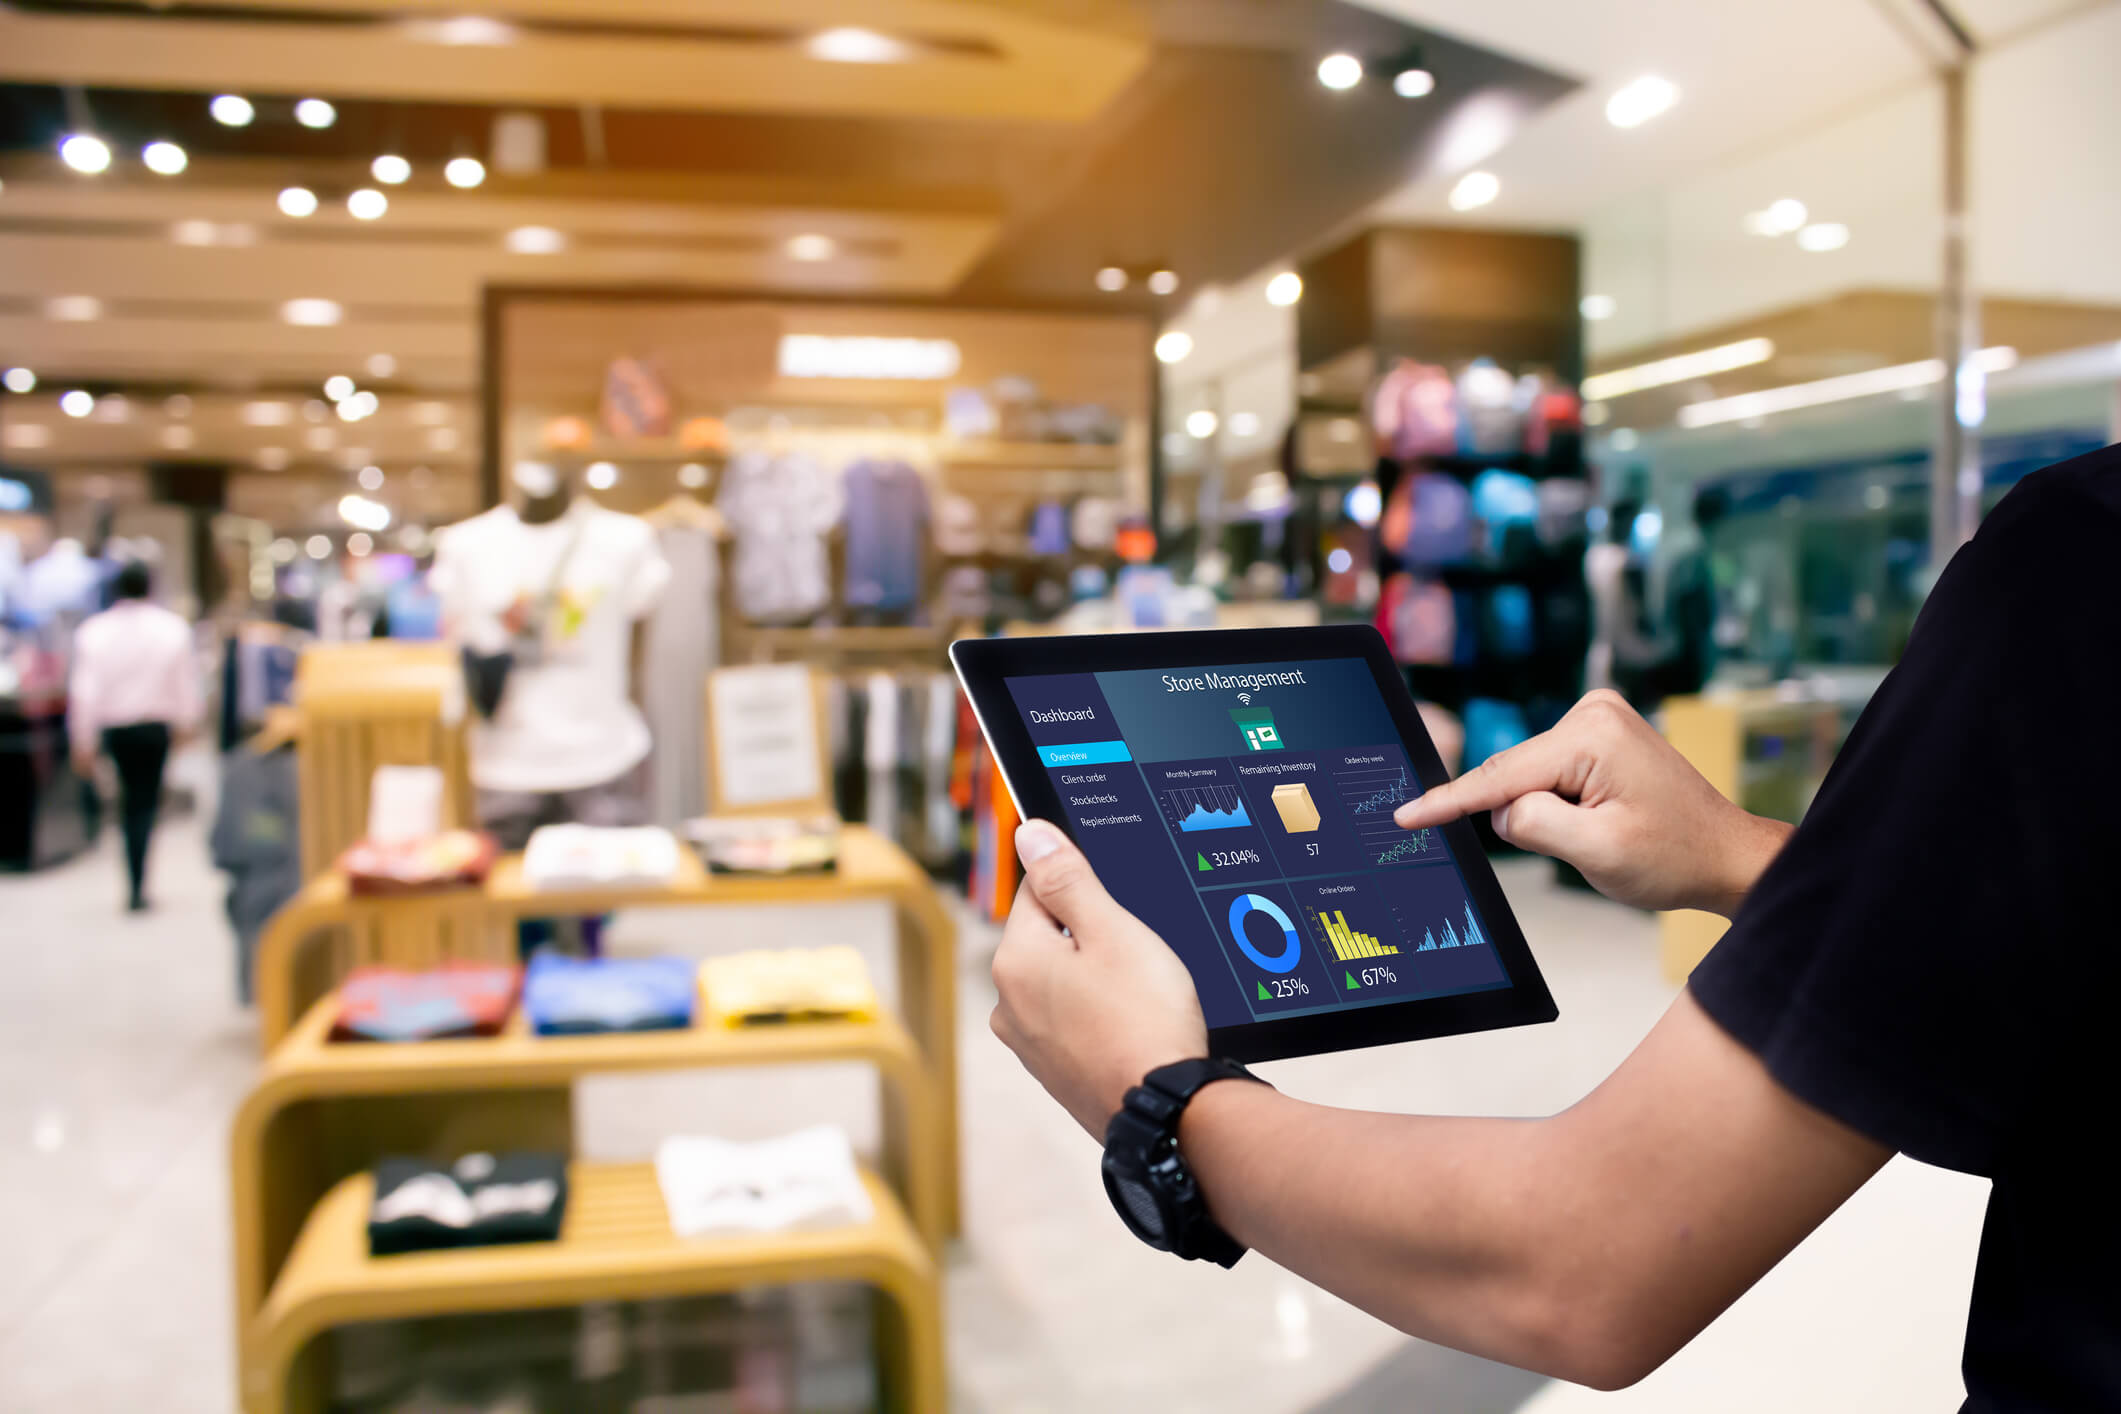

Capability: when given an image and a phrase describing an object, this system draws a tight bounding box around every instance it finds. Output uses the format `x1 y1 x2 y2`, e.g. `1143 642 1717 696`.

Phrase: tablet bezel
951 624 1558 1063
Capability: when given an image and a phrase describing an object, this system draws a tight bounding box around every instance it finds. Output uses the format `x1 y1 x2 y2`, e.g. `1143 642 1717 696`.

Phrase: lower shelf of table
245 1161 940 1412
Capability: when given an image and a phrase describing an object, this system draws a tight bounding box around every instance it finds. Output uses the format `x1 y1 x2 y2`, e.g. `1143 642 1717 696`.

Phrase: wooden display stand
1657 690 1851 981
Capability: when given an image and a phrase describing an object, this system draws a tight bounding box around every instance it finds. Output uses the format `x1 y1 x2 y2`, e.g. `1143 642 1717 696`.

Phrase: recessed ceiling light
585 461 620 490
48 295 102 322
282 298 342 327
1265 271 1303 306
305 535 331 559
505 225 567 255
1185 409 1219 438
171 219 256 247
59 135 111 175
3 368 35 394
1580 293 1617 321
278 187 319 218
347 188 388 220
60 390 94 418
444 157 486 189
807 27 911 63
294 98 336 129
324 375 356 402
4 424 52 450
1317 53 1363 90
1795 221 1850 252
1448 170 1500 211
358 464 384 491
366 353 396 379
412 400 451 425
92 394 129 424
1147 269 1179 296
1747 198 1809 236
678 462 709 489
210 94 254 127
410 15 520 45
786 232 837 262
337 390 379 421
1095 266 1127 292
1393 68 1436 98
1605 75 1679 128
242 400 293 426
371 154 411 185
1154 331 1193 365
161 425 196 451
142 141 187 176
1229 411 1262 437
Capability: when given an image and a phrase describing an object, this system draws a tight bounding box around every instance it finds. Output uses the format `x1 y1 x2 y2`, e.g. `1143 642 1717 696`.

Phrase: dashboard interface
1005 657 1510 1031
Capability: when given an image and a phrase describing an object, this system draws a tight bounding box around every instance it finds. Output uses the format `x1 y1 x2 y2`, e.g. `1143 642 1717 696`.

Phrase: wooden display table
253 826 961 1236
248 1164 940 1414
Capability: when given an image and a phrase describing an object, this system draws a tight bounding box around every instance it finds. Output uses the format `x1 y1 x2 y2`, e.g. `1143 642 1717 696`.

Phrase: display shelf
243 1164 941 1414
938 440 1121 470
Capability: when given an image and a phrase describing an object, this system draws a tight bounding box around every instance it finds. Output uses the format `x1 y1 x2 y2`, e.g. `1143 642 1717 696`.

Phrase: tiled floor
0 804 1991 1412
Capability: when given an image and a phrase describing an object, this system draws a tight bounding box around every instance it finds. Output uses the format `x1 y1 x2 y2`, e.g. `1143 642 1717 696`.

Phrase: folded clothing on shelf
681 814 841 875
332 963 520 1043
698 946 878 1028
369 1151 569 1255
655 1126 873 1238
340 829 499 896
522 824 683 891
523 952 696 1035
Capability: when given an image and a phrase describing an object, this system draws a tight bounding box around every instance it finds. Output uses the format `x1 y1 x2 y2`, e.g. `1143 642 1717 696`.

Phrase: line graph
1157 783 1254 834
1330 760 1436 865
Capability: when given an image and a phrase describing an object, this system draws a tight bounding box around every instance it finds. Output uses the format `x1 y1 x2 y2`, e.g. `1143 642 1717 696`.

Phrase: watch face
1102 1159 1171 1246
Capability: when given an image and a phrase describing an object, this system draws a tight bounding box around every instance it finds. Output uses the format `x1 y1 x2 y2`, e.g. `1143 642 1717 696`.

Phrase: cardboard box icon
1271 782 1321 833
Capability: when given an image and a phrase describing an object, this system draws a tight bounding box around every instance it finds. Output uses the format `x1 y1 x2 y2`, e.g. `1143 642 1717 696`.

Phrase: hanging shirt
840 458 930 613
430 500 670 794
643 523 720 825
718 450 842 623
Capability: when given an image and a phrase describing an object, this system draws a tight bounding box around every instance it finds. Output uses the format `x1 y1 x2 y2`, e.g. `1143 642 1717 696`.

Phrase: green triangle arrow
1196 851 1212 871
1255 981 1271 1001
1345 971 1360 990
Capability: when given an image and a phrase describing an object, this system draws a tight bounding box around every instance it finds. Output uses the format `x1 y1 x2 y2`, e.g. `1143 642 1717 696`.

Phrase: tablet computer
951 625 1557 1062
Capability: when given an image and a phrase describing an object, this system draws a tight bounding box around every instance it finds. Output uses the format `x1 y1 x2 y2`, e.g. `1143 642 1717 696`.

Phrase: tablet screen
1005 657 1511 1030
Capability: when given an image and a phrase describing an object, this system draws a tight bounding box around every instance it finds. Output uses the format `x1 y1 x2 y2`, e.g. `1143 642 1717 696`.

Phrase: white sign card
707 664 826 811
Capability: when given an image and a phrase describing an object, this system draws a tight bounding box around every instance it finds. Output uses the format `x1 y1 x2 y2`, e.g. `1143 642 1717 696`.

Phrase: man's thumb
1014 820 1122 934
1490 790 1599 866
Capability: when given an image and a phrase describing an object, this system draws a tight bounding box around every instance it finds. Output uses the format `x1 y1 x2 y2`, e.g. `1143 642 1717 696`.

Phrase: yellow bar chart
1316 909 1400 961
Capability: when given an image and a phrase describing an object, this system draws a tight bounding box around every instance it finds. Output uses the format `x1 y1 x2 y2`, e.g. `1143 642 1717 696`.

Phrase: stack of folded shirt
521 825 682 891
368 1151 568 1255
332 963 520 1042
340 829 499 896
523 953 695 1035
698 946 878 1027
654 1127 872 1238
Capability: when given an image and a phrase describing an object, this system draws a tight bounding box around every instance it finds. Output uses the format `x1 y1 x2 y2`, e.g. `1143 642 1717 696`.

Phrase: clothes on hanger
718 449 842 624
641 501 723 825
841 458 930 616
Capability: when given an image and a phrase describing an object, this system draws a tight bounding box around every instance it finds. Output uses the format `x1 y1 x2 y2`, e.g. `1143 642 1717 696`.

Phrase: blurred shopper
987 444 2121 1402
69 560 200 912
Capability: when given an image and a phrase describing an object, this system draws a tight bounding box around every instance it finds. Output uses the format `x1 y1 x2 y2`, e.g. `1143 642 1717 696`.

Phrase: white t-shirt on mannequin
431 500 671 794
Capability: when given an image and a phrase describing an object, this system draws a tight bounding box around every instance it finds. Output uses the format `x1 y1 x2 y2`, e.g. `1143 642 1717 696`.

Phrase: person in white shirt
69 561 200 911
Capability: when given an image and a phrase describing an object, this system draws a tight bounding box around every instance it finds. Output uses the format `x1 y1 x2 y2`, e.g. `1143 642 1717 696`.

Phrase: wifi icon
1237 692 1252 704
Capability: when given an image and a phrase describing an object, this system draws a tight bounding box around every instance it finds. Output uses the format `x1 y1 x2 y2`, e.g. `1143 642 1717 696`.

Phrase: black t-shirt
1690 443 2121 1411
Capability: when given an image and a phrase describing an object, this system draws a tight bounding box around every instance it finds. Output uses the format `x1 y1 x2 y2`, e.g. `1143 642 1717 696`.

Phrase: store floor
0 806 1992 1413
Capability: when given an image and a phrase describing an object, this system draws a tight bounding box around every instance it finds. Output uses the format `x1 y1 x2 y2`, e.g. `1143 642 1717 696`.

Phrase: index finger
1393 732 1568 830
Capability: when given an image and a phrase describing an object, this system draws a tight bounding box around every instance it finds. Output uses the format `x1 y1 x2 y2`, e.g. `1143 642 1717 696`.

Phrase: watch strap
1114 1057 1266 1268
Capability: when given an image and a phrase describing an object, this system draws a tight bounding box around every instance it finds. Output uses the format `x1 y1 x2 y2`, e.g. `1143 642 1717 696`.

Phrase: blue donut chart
1227 893 1303 974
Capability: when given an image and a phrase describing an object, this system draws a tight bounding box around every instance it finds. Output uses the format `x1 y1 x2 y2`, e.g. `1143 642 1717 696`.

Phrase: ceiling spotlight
358 464 384 491
786 232 837 262
410 15 521 45
678 463 709 489
282 297 343 327
1185 409 1219 439
1229 411 1262 437
337 390 379 421
807 27 911 63
59 135 112 175
92 394 130 424
1580 293 1617 321
1393 68 1436 98
3 368 35 394
505 225 567 255
294 98 336 129
278 186 319 218
367 353 397 379
324 375 356 401
1796 221 1850 252
347 531 374 556
1147 269 1180 297
1449 170 1500 211
210 94 255 127
1265 271 1303 306
1095 266 1127 293
171 219 256 247
585 461 619 490
444 157 486 189
347 188 388 220
47 295 102 322
305 534 331 559
242 400 293 426
1605 75 1680 129
1769 198 1809 232
1317 53 1363 91
1154 330 1194 365
142 141 187 176
371 154 411 185
60 390 94 418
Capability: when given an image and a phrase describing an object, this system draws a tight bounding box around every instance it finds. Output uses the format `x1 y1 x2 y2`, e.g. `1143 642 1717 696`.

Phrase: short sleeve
1689 469 2121 1177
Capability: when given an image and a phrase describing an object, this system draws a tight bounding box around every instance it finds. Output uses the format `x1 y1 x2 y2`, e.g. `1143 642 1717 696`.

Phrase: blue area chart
1158 784 1254 833
1415 903 1489 953
1227 893 1303 973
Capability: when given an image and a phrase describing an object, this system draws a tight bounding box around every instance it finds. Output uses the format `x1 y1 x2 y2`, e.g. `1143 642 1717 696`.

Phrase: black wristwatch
1101 1057 1268 1268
